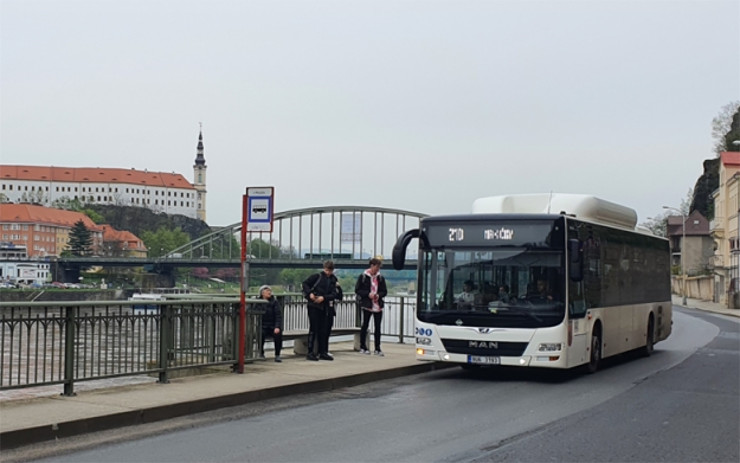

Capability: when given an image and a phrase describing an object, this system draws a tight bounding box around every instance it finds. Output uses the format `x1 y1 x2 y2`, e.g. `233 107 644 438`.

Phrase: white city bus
392 194 672 372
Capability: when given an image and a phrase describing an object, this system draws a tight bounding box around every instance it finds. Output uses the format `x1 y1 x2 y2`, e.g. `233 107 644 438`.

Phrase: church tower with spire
193 123 207 222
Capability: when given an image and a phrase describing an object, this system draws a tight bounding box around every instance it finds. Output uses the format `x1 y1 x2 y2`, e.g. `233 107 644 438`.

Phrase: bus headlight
538 343 562 352
416 337 432 345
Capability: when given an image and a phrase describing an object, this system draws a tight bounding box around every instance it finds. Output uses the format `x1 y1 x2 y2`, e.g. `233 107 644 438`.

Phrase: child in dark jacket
259 285 283 362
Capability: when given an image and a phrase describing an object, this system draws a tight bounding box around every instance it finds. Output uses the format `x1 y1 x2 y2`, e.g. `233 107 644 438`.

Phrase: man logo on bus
469 340 498 349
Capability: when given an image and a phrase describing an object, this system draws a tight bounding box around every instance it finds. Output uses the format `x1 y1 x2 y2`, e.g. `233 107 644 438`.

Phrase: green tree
80 208 104 224
278 268 315 292
51 197 83 211
141 226 191 258
246 238 297 286
66 220 93 256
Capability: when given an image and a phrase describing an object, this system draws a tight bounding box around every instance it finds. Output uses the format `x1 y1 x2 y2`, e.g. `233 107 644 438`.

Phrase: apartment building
0 204 104 257
101 225 147 258
666 211 713 276
710 151 740 307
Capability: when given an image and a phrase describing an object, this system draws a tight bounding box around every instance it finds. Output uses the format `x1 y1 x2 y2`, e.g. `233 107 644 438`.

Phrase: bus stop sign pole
237 194 247 374
238 187 274 374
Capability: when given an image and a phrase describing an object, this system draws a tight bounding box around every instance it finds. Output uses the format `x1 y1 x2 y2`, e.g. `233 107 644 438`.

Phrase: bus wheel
587 330 601 374
641 317 655 357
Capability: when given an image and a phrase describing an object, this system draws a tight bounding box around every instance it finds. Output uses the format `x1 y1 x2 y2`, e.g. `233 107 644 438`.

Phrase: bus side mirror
392 229 420 270
568 239 583 282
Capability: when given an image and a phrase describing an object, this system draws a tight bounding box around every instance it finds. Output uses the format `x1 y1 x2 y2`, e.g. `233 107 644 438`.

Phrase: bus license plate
469 355 500 365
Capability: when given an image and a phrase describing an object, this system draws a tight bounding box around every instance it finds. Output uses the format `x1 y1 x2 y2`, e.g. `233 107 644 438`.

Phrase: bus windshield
418 247 565 328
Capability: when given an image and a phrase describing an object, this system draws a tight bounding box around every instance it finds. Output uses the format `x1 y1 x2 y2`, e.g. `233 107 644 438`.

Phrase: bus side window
570 299 587 318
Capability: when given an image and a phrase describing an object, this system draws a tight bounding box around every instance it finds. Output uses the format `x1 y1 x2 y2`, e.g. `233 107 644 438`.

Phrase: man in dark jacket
301 260 341 361
258 285 283 362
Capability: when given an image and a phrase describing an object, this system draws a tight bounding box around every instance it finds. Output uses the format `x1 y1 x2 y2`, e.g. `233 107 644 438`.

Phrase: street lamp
663 206 687 305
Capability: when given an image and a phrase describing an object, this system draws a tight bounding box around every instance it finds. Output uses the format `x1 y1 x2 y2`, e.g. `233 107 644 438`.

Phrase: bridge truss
165 205 427 266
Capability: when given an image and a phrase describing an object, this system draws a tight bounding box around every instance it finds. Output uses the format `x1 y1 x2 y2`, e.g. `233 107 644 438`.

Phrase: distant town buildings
101 225 147 258
0 129 208 221
0 203 104 257
665 211 713 276
0 129 207 261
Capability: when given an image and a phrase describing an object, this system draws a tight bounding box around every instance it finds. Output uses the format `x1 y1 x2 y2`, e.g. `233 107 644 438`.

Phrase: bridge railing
0 295 417 396
278 294 416 342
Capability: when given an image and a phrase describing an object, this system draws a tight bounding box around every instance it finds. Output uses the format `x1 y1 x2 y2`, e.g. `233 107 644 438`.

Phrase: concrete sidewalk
0 342 444 450
1 296 736 451
673 294 740 318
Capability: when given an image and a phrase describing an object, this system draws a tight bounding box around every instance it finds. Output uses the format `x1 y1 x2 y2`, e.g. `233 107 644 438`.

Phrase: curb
0 361 453 450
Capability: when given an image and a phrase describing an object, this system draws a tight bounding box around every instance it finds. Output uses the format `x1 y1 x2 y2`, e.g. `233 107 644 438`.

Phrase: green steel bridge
56 206 427 280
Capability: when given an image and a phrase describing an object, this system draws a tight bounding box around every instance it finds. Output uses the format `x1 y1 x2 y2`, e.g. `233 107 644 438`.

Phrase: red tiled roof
720 151 740 166
0 203 103 231
101 224 147 251
0 165 194 190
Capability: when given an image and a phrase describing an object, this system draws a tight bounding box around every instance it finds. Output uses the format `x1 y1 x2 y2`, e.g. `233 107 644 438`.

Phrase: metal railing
1 295 416 395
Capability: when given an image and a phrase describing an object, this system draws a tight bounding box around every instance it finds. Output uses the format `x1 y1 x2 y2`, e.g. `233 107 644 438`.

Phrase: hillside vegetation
88 205 210 240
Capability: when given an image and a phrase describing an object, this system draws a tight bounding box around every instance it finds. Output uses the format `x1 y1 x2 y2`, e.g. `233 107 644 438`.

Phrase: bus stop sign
246 187 274 232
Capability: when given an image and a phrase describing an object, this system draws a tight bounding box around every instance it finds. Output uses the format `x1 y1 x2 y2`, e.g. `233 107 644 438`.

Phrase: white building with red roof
0 129 208 221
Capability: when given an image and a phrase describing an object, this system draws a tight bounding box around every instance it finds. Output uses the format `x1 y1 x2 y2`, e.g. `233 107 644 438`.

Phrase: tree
279 268 315 292
723 106 740 152
140 226 191 258
690 102 739 220
641 212 668 238
51 196 83 211
711 101 740 156
81 208 104 224
19 190 46 205
679 188 692 215
66 220 93 256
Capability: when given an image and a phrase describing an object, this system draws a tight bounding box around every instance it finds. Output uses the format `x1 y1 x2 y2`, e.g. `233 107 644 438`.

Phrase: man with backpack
302 260 342 361
355 256 388 356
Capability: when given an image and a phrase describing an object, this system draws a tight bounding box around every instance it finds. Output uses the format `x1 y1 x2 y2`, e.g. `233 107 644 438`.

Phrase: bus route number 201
449 228 464 242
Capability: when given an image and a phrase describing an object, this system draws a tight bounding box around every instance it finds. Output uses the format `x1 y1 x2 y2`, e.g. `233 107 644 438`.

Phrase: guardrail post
158 305 171 384
398 297 405 344
62 306 76 396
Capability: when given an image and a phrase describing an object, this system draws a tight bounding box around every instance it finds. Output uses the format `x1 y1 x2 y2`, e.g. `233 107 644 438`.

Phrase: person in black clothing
258 285 283 362
301 260 341 361
325 282 343 353
355 256 388 356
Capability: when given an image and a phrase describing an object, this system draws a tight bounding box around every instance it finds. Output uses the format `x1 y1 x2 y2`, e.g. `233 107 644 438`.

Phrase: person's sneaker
259 352 266 360
319 353 334 361
306 353 319 361
374 350 384 357
274 356 282 363
359 349 371 355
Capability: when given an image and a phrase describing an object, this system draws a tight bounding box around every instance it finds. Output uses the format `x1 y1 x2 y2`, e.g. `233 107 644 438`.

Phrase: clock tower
193 123 207 222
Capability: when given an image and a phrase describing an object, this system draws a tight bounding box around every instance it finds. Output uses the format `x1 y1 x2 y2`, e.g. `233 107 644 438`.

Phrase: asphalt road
9 308 739 463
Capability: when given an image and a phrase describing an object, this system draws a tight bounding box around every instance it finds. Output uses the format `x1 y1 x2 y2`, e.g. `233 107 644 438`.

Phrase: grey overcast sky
1 0 739 227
